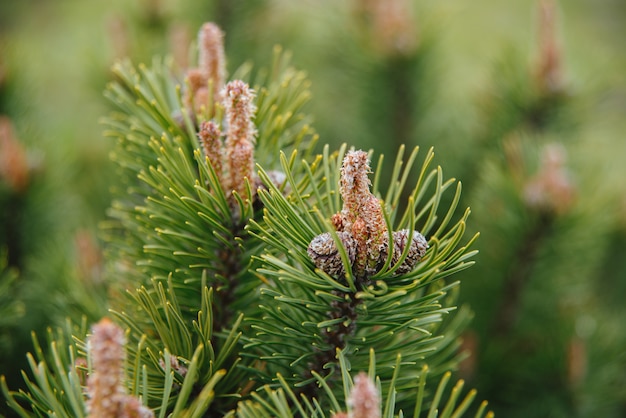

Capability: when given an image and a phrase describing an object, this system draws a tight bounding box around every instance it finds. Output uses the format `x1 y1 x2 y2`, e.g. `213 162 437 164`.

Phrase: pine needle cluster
2 22 489 417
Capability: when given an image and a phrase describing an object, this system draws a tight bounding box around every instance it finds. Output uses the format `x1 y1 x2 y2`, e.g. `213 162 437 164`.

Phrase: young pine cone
307 232 357 278
389 229 428 274
308 229 428 279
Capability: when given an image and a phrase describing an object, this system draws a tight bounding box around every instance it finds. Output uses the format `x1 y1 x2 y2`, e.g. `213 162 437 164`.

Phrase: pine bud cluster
181 22 266 218
197 80 258 215
308 150 428 280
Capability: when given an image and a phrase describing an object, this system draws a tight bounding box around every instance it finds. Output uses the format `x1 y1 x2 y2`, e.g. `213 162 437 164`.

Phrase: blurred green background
1 0 625 416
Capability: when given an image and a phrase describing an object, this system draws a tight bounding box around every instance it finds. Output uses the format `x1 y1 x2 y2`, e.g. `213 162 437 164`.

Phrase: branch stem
302 290 361 396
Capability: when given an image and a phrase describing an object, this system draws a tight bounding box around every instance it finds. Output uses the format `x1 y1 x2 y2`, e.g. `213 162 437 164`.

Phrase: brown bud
352 218 370 278
361 196 387 266
183 68 206 114
180 22 227 119
75 230 103 285
338 150 388 277
567 337 587 387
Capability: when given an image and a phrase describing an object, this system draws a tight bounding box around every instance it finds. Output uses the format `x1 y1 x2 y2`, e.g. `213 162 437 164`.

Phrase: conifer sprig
1 320 89 417
246 144 478 404
2 21 489 418
101 37 317 322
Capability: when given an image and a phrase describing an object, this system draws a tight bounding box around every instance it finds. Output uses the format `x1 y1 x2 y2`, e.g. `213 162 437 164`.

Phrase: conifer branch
2 20 487 418
247 145 477 406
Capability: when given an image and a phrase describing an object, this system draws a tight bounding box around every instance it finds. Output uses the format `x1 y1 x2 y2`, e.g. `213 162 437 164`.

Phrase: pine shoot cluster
1 21 490 418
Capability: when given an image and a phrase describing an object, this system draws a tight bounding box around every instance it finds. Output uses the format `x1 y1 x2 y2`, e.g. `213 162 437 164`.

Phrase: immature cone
307 231 357 278
87 318 154 418
223 80 257 203
390 229 429 274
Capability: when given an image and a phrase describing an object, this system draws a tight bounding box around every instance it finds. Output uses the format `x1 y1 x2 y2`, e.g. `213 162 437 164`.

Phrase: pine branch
3 20 487 418
246 145 478 405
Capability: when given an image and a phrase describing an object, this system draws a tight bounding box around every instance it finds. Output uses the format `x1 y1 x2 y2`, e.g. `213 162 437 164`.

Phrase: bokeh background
1 0 625 416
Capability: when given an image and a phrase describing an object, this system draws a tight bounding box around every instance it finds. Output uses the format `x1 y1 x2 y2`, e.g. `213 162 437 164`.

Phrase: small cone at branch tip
308 150 428 280
390 229 428 274
308 231 357 278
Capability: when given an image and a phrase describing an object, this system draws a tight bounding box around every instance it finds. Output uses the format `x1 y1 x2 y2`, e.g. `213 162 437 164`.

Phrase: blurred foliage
0 0 625 416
